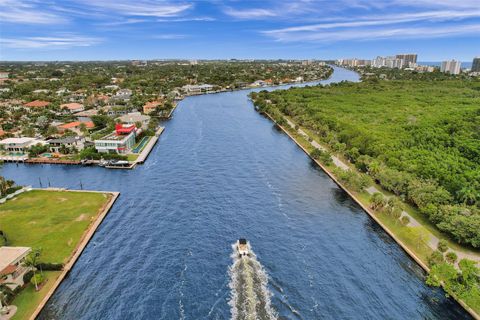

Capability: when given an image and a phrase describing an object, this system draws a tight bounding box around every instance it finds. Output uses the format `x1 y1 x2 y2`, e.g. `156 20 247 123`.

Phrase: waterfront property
0 137 46 154
0 189 115 319
94 124 136 154
0 246 32 290
182 84 214 95
117 112 150 129
47 136 86 153
143 101 162 114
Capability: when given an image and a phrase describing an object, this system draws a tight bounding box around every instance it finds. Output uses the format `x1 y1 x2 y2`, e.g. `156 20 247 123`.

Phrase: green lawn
11 271 61 320
127 154 139 162
0 190 111 320
0 190 111 263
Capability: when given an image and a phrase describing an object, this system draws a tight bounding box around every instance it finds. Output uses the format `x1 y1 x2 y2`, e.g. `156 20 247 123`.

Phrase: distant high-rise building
472 57 480 72
396 54 417 67
440 60 462 75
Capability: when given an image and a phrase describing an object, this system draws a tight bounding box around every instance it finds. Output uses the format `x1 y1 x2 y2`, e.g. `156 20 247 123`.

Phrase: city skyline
0 0 479 61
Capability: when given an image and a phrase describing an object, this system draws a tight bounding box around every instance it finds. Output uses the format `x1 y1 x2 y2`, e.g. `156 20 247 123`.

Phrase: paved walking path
285 117 480 265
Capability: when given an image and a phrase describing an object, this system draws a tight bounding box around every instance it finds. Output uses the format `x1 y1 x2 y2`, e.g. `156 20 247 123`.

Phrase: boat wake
228 241 277 320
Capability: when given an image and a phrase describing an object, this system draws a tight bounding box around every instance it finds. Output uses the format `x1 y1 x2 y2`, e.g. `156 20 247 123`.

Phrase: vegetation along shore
250 69 480 317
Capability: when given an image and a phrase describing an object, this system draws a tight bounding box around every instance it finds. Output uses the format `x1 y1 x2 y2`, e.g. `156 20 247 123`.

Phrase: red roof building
115 123 136 135
143 101 162 114
24 100 50 108
57 121 94 133
60 102 85 112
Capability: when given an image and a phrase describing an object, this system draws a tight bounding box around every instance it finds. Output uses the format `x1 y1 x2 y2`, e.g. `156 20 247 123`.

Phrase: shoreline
28 189 119 320
262 112 480 320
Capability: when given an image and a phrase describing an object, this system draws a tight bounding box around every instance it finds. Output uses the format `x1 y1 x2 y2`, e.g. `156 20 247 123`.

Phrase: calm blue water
1 67 471 319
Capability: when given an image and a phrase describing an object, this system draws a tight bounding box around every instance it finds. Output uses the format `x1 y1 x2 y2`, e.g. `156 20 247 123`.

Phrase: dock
135 127 164 164
25 158 81 165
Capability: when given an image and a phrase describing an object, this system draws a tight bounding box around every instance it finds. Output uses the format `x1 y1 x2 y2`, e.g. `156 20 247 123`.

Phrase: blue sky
0 0 479 61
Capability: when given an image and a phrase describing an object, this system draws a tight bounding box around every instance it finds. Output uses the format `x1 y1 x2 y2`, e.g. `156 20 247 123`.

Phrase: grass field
0 190 110 263
10 271 61 320
0 189 111 320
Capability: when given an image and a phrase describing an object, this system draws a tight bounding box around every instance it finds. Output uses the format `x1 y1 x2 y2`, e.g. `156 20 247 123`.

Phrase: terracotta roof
24 100 50 108
58 121 94 129
143 101 161 109
61 103 84 110
0 265 16 277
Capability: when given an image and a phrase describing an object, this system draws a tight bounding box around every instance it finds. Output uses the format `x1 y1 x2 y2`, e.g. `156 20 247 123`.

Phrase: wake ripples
228 242 277 320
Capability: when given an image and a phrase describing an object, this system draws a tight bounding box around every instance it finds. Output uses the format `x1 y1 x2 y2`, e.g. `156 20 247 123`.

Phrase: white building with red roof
0 246 32 290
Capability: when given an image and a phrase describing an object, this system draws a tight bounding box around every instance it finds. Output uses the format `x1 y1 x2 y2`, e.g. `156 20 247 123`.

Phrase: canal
1 67 470 319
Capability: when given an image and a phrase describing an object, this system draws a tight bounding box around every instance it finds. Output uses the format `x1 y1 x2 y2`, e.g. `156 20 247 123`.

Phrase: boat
237 238 250 257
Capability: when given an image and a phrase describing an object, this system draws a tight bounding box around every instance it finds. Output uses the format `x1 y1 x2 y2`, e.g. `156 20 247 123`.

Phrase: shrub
370 192 386 211
445 252 458 264
36 262 63 271
31 273 45 286
400 215 410 226
437 239 449 253
428 251 445 267
310 148 333 166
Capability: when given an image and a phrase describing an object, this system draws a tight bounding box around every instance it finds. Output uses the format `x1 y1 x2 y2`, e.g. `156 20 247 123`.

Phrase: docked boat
237 238 250 257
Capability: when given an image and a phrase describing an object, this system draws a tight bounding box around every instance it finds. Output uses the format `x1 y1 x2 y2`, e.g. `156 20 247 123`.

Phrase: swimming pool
131 136 149 153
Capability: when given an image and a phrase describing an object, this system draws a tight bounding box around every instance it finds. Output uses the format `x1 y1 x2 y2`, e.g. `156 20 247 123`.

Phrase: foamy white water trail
229 242 277 320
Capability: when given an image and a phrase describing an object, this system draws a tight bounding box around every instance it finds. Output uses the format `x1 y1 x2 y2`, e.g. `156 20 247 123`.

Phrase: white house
48 136 85 153
0 137 46 153
0 246 32 290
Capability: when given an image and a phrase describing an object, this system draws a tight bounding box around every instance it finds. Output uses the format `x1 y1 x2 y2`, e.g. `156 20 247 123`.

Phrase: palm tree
22 249 41 291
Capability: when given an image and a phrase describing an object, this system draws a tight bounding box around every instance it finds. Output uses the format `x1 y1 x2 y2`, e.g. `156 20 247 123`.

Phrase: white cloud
152 34 188 39
265 10 480 34
78 0 192 17
0 0 66 24
223 7 277 19
266 24 480 42
0 34 102 49
262 8 480 43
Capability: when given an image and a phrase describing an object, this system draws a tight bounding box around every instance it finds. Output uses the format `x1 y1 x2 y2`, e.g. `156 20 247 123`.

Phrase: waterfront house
117 112 150 129
0 137 46 153
48 136 85 153
94 123 136 154
143 101 162 114
182 84 214 95
61 103 85 113
0 246 32 290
